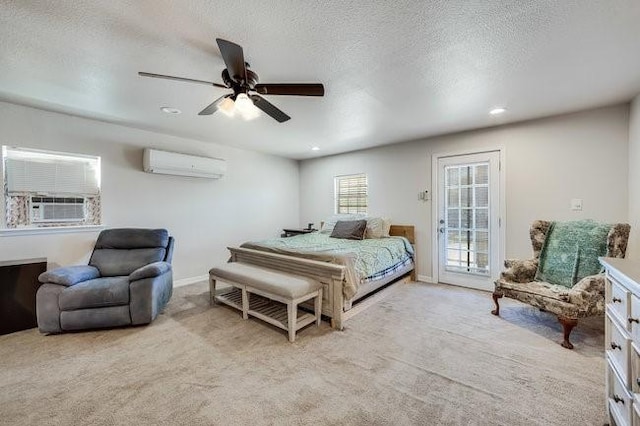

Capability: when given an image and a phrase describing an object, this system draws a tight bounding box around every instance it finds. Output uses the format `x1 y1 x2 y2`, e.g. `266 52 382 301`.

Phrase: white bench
209 262 322 342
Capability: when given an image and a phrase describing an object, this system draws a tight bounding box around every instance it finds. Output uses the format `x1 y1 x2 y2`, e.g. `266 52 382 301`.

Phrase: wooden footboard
228 247 349 329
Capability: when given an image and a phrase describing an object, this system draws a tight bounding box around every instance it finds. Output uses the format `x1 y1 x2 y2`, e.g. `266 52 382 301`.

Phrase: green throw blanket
534 220 610 288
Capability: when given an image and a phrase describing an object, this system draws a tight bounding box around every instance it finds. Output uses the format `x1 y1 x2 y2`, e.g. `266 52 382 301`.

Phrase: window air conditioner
143 148 226 179
30 197 86 223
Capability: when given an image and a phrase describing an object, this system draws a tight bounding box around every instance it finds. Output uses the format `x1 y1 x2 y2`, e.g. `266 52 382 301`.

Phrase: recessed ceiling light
311 146 320 151
161 107 182 115
489 107 506 115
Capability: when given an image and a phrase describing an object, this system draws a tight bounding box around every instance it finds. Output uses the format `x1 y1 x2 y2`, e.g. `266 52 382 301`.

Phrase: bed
227 225 415 330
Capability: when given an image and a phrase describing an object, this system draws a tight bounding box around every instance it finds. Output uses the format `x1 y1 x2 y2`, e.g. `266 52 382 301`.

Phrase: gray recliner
36 228 174 334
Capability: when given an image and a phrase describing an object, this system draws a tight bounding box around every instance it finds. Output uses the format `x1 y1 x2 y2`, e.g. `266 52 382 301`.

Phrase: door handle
612 394 625 404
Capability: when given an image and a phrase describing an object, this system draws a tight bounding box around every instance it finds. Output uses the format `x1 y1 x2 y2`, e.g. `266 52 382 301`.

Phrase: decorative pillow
365 217 385 239
382 217 392 237
320 214 366 234
330 220 367 240
534 220 611 288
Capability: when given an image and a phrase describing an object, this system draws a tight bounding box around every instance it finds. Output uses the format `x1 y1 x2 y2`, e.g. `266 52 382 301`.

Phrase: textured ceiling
1 1 640 159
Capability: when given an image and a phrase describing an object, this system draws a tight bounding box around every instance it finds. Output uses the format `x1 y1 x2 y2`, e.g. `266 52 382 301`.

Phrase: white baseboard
417 274 436 283
174 274 208 288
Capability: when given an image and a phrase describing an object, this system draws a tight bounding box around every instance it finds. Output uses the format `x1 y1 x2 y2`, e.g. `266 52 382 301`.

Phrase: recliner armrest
129 261 171 281
38 265 100 286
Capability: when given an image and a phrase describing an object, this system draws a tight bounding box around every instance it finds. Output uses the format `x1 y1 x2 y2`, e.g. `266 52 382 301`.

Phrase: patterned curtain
6 195 29 228
85 195 102 225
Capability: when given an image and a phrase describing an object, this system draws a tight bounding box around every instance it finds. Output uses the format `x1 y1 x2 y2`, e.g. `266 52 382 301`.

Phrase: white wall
0 101 300 281
629 94 640 259
2 101 631 284
300 105 629 281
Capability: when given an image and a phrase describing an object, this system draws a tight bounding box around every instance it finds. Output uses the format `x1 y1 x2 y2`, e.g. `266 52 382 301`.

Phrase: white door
435 151 502 291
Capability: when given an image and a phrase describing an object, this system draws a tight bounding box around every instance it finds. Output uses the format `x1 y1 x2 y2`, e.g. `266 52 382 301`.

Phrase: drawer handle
612 297 622 303
629 317 639 324
613 394 625 404
610 342 622 350
637 377 640 387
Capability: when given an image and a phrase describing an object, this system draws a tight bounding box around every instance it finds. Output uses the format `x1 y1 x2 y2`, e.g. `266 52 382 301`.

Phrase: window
2 146 101 228
334 173 368 214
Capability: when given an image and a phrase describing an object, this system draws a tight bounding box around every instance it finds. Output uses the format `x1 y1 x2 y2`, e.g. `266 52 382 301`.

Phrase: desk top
600 257 640 286
0 258 47 268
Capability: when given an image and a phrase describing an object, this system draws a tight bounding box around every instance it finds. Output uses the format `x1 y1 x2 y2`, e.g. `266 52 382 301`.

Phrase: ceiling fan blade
254 83 325 96
139 72 227 88
216 39 247 83
198 94 232 115
250 94 291 123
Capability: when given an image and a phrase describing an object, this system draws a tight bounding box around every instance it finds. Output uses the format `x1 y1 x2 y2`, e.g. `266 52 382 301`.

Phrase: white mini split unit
143 148 226 179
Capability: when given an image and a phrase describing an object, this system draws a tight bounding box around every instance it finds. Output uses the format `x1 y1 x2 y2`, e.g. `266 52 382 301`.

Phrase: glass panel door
436 151 501 291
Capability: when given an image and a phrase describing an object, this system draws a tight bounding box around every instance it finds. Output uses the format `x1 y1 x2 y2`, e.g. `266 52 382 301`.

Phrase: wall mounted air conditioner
143 148 226 179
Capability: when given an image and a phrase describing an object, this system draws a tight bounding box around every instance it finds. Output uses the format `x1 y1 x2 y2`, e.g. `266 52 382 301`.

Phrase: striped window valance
4 147 100 195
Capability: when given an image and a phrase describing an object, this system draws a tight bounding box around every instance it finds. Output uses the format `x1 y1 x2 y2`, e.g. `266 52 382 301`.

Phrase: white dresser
601 257 640 426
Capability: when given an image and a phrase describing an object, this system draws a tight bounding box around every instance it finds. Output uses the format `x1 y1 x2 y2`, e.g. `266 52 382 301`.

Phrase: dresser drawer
609 360 633 426
610 279 632 327
632 343 640 394
630 294 640 342
608 311 632 386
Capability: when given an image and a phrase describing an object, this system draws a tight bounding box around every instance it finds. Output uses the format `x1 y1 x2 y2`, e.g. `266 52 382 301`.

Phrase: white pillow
320 214 367 234
382 217 392 237
365 217 385 239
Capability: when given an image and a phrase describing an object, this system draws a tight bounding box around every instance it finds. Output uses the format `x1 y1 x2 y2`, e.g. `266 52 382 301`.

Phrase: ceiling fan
139 38 325 123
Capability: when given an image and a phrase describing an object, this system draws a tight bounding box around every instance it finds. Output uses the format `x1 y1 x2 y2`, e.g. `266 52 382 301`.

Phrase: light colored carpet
0 281 605 425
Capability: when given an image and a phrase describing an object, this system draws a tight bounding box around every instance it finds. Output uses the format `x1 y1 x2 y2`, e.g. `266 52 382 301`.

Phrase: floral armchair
491 220 630 349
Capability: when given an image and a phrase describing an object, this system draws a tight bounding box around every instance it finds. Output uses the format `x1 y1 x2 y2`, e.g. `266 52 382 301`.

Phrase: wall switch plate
571 198 583 211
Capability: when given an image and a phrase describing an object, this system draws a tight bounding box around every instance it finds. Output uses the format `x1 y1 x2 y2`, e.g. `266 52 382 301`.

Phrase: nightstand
281 228 316 238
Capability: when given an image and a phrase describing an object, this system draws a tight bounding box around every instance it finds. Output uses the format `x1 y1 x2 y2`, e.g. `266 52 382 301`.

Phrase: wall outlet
570 198 583 211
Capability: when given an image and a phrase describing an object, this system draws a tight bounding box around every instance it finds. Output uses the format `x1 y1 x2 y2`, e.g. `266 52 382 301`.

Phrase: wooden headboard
318 222 415 245
389 225 415 245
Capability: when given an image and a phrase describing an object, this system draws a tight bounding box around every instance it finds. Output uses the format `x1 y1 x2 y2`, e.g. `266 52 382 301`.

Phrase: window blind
335 173 368 214
4 148 100 195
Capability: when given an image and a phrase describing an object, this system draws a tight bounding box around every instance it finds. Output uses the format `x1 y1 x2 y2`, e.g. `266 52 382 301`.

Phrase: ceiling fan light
235 93 260 120
234 93 253 112
218 97 236 117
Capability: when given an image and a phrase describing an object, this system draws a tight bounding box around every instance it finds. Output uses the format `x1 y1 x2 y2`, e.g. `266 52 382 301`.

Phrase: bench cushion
210 263 321 299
